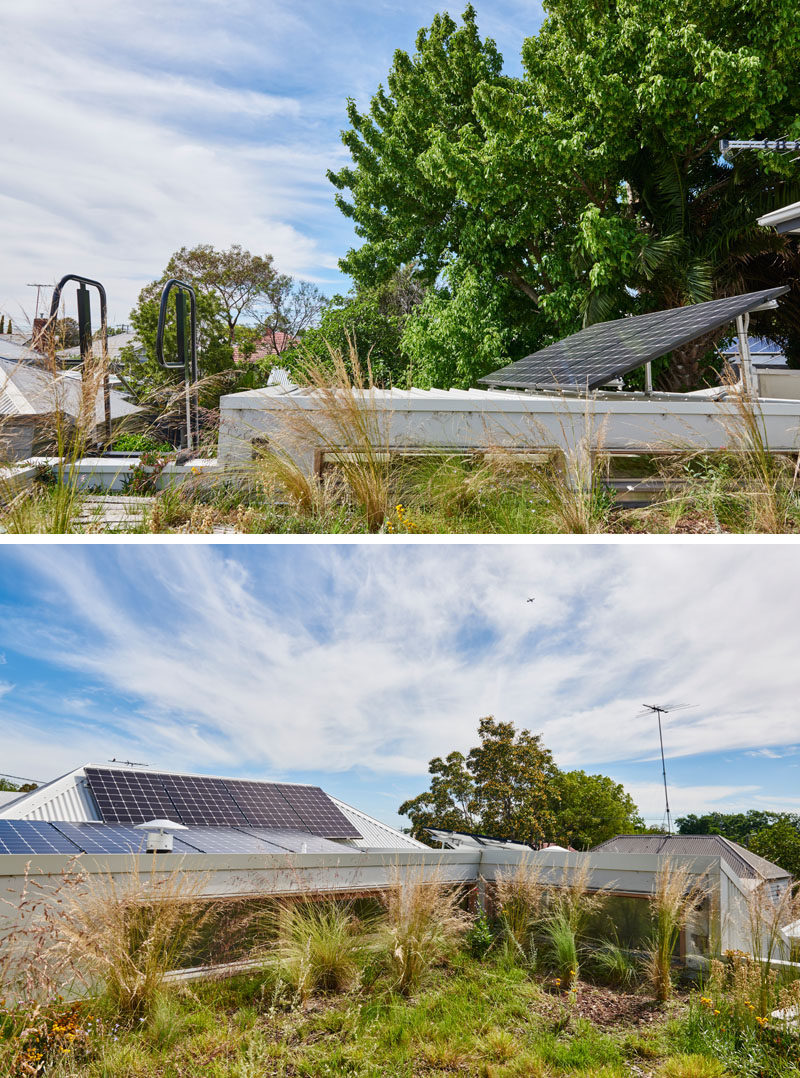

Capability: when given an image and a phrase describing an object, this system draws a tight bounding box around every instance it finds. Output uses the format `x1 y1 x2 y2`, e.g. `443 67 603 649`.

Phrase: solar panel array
479 287 789 391
0 820 83 854
0 820 358 856
84 767 361 838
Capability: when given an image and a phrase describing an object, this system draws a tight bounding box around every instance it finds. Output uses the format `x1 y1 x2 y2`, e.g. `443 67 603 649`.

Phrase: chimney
32 318 49 353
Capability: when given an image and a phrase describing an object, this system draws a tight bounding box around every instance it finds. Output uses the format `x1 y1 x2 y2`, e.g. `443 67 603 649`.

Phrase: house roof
0 357 139 424
591 834 790 881
0 764 426 852
233 331 297 363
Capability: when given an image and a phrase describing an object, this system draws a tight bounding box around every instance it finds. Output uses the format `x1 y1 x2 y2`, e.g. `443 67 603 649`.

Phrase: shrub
466 908 495 960
112 433 174 453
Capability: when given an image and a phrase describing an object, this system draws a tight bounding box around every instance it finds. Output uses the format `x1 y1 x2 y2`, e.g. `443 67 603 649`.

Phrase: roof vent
133 819 187 853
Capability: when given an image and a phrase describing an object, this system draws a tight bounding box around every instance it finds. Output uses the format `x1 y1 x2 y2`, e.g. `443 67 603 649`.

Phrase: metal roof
425 829 534 851
479 287 789 391
591 834 790 881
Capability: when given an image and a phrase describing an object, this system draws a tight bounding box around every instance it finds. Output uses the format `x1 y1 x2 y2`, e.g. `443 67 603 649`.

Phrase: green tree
0 778 36 793
398 751 477 841
552 770 644 850
332 3 800 390
467 716 559 846
675 810 791 845
164 244 286 345
400 717 600 848
749 816 800 878
285 266 426 386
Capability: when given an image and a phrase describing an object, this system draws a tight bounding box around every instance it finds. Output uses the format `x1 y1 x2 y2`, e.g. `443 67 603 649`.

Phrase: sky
0 1 540 329
1 541 798 832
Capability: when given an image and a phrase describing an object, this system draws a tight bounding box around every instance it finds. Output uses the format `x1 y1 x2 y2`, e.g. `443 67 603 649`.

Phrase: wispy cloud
0 1 544 323
1 544 799 804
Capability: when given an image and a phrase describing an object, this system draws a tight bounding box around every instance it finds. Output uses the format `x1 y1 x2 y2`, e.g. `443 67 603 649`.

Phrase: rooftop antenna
638 703 696 835
26 283 51 319
109 758 149 767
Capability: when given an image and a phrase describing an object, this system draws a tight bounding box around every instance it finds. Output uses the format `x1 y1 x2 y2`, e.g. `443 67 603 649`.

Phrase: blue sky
0 1 540 327
1 542 799 831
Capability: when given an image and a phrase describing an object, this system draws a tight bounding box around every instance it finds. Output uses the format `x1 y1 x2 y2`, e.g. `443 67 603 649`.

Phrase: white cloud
620 780 761 823
4 544 800 792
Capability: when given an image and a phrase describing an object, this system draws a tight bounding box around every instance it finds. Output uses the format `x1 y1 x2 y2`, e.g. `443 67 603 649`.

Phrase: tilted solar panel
160 774 249 826
0 820 83 855
479 287 789 391
84 768 362 839
279 784 362 839
224 779 307 830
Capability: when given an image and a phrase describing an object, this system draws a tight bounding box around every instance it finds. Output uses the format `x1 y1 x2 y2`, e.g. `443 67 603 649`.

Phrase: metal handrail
48 274 111 442
155 278 199 451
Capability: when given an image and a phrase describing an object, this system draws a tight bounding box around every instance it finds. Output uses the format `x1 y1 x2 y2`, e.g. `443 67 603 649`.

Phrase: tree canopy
399 717 642 849
331 2 800 389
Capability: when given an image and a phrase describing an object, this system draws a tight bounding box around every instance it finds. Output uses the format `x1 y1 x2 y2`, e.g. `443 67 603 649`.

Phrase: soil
538 981 684 1029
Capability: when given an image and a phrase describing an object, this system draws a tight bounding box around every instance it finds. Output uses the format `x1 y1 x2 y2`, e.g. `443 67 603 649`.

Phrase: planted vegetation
2 855 799 1076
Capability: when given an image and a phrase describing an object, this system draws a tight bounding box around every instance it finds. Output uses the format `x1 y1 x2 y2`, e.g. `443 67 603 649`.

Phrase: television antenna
26 283 51 319
108 758 149 768
637 703 696 834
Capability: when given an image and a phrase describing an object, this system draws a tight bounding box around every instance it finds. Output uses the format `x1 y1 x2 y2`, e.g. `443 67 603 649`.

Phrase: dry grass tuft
255 335 391 531
495 856 547 960
646 859 709 1004
380 864 469 994
49 858 215 1016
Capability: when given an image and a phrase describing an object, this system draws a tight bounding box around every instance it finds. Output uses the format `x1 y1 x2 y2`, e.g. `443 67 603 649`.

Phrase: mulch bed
539 982 683 1028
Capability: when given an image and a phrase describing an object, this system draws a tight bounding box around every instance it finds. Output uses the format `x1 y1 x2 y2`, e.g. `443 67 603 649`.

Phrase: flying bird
526 597 535 603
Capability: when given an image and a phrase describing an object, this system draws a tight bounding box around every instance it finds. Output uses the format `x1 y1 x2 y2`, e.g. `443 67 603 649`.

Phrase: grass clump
646 859 709 1004
380 866 469 994
51 859 216 1018
269 899 370 1002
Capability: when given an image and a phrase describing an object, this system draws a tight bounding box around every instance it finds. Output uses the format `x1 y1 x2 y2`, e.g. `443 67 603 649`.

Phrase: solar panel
279 785 361 839
85 767 177 824
224 779 307 829
479 287 789 391
174 827 287 854
243 829 354 854
160 775 248 826
0 820 82 855
83 768 362 839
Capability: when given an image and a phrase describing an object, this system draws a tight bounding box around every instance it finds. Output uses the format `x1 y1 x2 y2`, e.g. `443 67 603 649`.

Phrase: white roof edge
757 201 800 230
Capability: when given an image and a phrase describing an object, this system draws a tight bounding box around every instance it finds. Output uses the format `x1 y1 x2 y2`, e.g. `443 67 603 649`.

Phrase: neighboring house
57 330 142 365
233 330 298 364
0 354 140 460
592 833 792 900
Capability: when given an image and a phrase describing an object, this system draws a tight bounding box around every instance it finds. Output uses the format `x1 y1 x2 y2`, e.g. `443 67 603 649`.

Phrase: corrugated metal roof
329 797 427 850
591 834 790 880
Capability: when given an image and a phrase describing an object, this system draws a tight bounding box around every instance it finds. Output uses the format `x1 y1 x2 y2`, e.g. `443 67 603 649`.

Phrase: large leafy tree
332 3 800 389
749 817 800 878
553 770 643 850
285 265 427 386
399 717 641 848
